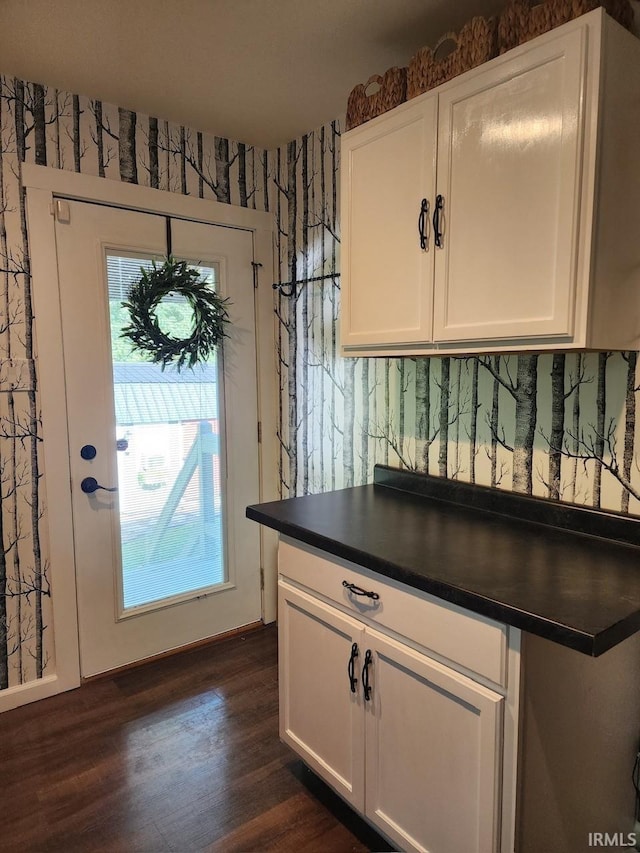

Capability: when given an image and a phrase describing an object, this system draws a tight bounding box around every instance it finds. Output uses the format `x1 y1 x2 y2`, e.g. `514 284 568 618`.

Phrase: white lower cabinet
278 583 366 812
363 630 503 853
279 576 508 853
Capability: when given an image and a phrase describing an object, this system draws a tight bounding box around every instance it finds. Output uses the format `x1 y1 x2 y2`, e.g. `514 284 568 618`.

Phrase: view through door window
107 254 226 610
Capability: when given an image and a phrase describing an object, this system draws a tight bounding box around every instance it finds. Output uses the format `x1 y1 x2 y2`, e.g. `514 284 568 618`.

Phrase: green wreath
121 257 231 371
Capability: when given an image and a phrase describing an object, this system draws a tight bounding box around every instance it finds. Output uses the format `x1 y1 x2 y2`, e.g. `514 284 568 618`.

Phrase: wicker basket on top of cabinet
407 16 498 99
345 66 407 131
498 0 634 52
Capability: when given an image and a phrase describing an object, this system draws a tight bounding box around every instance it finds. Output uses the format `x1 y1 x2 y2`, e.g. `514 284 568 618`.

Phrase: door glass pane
107 254 226 611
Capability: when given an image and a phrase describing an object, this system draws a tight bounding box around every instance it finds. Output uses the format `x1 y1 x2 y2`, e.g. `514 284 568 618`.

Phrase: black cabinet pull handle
418 198 429 250
362 649 372 701
347 642 359 693
433 193 444 248
342 580 380 601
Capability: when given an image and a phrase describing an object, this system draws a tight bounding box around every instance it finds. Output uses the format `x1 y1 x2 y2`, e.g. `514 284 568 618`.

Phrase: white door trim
15 165 276 710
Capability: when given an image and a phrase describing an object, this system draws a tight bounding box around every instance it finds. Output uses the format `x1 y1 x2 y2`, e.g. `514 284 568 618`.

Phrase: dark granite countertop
246 466 640 656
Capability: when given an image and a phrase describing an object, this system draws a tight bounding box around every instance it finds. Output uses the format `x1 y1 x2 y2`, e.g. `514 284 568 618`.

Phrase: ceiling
1 0 505 149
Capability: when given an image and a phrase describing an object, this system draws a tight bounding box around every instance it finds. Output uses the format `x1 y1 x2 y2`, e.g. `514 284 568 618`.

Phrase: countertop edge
246 504 634 656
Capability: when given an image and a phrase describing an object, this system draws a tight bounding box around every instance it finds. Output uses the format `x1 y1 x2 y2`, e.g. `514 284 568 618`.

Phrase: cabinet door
341 97 437 348
364 628 503 853
433 26 587 343
278 581 366 811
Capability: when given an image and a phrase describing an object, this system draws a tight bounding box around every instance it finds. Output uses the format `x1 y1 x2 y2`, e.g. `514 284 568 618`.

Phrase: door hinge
251 261 263 290
52 199 71 223
257 421 262 443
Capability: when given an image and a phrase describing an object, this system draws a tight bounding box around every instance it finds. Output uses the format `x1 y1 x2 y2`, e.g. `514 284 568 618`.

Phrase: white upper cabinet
433 28 584 343
341 96 437 347
340 9 640 356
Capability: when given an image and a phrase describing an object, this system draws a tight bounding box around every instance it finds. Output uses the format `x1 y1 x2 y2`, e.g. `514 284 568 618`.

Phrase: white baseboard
0 674 78 713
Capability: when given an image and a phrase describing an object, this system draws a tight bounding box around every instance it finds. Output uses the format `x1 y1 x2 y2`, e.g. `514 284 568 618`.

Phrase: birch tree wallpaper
1 72 639 695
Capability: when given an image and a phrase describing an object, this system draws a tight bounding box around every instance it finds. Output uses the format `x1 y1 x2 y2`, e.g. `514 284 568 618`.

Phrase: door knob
80 444 97 460
80 477 118 494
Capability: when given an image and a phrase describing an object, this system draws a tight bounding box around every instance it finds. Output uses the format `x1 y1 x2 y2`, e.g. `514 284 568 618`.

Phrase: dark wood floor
1 625 393 853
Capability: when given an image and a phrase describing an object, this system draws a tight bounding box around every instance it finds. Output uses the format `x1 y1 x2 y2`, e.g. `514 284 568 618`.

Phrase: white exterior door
54 200 261 677
341 97 437 348
433 27 586 343
363 628 503 853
